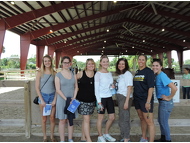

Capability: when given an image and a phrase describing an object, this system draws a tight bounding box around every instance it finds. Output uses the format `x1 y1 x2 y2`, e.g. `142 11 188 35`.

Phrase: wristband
146 102 151 104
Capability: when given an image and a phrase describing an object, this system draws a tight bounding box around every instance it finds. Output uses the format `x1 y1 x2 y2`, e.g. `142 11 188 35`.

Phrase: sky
2 30 190 62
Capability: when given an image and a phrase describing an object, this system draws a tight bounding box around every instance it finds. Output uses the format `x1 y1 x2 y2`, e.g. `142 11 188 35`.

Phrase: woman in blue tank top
35 55 56 142
152 59 177 142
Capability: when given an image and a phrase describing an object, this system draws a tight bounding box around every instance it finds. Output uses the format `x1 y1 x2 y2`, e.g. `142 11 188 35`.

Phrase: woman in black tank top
76 58 96 142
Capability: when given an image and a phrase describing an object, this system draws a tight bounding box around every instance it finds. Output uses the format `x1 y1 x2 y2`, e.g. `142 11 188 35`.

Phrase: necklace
86 71 94 84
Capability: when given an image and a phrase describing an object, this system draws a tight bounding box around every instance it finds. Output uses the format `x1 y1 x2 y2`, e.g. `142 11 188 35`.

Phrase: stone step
1 118 190 127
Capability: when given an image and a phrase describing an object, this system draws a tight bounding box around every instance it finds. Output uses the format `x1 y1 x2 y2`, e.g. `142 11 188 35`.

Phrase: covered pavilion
0 1 190 71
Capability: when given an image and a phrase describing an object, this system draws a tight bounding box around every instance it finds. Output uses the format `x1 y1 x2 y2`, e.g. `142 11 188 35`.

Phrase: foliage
0 54 186 72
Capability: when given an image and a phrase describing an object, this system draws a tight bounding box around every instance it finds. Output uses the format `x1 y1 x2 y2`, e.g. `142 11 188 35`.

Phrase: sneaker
68 139 73 142
120 138 124 142
103 134 116 142
140 137 148 142
97 136 106 142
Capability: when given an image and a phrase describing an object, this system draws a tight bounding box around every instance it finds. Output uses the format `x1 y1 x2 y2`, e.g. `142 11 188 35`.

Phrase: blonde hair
84 58 96 71
99 55 109 70
40 55 55 76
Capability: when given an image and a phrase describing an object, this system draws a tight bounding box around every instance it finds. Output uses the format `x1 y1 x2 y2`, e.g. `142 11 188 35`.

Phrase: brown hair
115 58 130 75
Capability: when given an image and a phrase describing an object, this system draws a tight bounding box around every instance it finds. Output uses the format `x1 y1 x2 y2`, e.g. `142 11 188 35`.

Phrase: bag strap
40 75 51 91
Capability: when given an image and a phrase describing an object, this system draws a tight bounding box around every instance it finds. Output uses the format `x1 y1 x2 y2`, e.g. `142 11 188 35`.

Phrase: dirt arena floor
0 87 190 142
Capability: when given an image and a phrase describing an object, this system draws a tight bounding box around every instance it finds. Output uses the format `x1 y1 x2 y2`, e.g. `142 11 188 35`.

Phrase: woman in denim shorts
35 55 56 142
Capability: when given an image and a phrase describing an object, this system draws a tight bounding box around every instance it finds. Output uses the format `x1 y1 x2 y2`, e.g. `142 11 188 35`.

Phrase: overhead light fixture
163 46 165 48
104 41 106 43
77 51 79 53
183 40 186 42
113 1 117 3
126 50 127 52
49 29 53 33
121 53 123 55
151 50 153 52
107 29 109 32
103 46 105 49
142 53 144 54
64 41 66 43
10 1 15 5
102 50 104 52
161 28 165 32
143 40 145 42
132 46 134 48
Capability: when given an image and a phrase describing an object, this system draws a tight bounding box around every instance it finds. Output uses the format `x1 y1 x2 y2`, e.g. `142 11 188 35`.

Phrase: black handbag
33 75 51 105
33 96 39 105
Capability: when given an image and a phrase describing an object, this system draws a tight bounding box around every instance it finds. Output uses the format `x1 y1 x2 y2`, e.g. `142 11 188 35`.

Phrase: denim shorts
38 92 55 104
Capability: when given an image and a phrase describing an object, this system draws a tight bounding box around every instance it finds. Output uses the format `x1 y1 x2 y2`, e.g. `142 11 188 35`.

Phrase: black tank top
76 70 96 102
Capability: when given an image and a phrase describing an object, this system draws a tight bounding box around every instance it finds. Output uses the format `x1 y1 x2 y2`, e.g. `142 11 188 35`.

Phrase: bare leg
40 105 47 140
59 119 66 141
142 112 155 142
67 120 74 140
136 109 148 139
104 113 115 134
97 114 104 136
50 106 56 139
81 119 86 141
83 115 92 142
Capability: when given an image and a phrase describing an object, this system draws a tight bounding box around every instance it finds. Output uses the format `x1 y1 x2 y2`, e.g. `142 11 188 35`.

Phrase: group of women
35 54 177 142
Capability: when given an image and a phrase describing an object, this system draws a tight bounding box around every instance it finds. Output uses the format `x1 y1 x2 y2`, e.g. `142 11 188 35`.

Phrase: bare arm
55 76 67 100
124 86 132 110
76 71 83 80
35 71 45 106
145 87 154 111
162 82 177 101
73 74 79 99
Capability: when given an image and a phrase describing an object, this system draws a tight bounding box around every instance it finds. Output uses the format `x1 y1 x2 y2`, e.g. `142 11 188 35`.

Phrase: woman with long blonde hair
94 55 116 142
35 55 56 142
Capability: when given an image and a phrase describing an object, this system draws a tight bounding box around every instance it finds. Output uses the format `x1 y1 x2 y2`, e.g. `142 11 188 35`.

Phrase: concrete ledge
0 100 24 105
0 119 25 126
1 119 190 127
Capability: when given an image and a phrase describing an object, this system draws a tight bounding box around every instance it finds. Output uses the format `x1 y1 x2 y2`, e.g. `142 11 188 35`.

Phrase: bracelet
146 102 151 104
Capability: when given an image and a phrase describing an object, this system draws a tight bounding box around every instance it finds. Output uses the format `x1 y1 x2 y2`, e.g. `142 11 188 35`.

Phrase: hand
145 103 150 111
162 95 172 101
97 103 104 111
123 102 128 110
41 100 46 107
70 97 76 103
51 100 56 107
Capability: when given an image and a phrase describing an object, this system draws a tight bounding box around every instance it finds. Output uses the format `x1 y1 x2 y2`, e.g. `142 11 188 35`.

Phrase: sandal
51 138 57 142
43 138 48 142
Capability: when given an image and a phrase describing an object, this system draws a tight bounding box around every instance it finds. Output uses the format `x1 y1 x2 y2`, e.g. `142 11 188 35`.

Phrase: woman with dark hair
55 56 78 142
94 55 116 142
133 55 155 142
76 58 96 142
182 68 190 99
152 58 177 142
35 55 56 142
115 58 133 142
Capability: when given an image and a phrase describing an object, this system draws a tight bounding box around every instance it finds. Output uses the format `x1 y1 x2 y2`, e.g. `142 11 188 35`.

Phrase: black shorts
134 99 154 113
98 97 115 114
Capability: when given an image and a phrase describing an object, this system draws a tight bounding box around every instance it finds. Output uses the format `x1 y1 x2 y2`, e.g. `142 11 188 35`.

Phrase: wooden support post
24 81 31 138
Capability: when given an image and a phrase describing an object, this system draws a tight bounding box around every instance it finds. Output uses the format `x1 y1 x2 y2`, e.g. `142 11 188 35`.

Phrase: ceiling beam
28 4 142 39
1 1 89 29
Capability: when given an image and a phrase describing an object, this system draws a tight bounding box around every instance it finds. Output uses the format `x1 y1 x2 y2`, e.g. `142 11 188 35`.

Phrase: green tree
184 59 190 65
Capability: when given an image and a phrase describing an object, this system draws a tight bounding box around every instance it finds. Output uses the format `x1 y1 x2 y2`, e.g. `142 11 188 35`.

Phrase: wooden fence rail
0 79 190 139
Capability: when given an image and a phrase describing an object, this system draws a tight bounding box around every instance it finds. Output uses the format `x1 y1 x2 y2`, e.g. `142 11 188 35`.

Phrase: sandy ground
0 87 190 142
